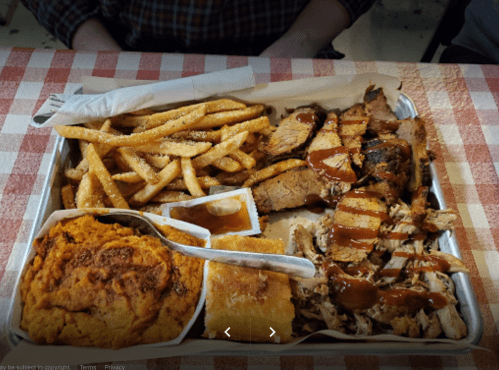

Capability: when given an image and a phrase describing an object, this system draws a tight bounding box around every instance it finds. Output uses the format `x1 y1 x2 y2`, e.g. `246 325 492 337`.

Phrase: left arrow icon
225 327 231 337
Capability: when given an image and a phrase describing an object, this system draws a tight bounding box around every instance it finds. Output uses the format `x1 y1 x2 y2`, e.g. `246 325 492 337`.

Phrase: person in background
440 0 499 64
21 0 376 59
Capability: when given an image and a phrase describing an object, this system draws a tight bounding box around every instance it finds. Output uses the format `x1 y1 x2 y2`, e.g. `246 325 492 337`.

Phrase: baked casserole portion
20 214 204 349
204 235 295 343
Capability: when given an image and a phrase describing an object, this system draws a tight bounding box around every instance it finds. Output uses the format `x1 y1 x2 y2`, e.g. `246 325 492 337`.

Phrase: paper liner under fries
75 71 403 128
7 208 211 351
30 66 256 127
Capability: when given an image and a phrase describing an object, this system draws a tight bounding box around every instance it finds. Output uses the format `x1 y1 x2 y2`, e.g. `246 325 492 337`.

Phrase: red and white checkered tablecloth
0 47 497 369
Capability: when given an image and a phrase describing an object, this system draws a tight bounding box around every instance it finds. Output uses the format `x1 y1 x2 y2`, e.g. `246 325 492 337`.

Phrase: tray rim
6 92 484 355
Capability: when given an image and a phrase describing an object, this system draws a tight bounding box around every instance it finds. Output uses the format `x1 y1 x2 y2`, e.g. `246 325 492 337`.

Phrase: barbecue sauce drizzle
328 190 388 250
306 147 358 183
341 118 370 126
304 194 341 213
305 114 451 315
326 264 448 311
305 115 361 183
296 112 318 125
377 252 451 277
364 139 412 161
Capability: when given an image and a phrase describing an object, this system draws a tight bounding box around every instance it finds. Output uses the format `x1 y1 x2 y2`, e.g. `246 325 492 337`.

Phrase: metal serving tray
7 93 483 357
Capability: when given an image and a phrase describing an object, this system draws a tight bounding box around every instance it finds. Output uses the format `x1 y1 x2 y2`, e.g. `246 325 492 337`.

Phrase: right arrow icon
269 327 275 337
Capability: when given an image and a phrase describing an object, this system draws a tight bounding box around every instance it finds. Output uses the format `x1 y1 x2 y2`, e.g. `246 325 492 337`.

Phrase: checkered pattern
0 47 498 368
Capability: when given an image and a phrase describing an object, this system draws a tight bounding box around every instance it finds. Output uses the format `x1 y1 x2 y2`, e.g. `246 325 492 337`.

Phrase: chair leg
421 37 442 63
0 0 19 27
420 0 466 63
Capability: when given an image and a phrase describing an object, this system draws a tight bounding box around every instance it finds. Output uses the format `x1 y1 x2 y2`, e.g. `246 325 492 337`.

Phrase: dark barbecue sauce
377 252 451 278
329 224 378 250
170 199 251 235
364 139 412 161
326 264 448 311
340 118 369 126
390 252 450 274
336 204 393 224
344 265 372 276
328 190 388 250
306 147 358 182
296 112 318 125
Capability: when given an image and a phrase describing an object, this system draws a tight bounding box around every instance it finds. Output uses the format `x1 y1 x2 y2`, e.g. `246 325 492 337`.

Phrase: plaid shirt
21 0 376 57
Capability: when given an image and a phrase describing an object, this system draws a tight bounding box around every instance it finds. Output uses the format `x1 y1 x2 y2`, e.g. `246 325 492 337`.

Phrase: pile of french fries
56 98 305 213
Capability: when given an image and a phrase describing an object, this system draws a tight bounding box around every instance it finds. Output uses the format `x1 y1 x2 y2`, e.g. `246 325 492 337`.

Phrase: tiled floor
0 0 447 63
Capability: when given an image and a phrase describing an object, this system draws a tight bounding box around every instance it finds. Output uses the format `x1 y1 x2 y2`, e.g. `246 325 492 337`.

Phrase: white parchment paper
30 66 256 127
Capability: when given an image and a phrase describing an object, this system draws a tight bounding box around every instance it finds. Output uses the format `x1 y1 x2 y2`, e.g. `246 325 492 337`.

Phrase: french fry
65 164 87 182
220 116 270 141
242 159 306 187
78 138 90 154
228 149 256 170
151 190 193 203
84 119 127 133
239 132 261 153
83 120 106 130
55 106 206 147
181 157 205 197
117 147 160 184
113 109 162 128
132 99 247 132
113 150 132 173
192 131 249 169
135 203 164 215
100 118 113 132
131 105 205 132
189 105 265 130
211 156 244 173
259 125 276 136
61 184 76 209
114 114 148 128
166 176 220 190
112 171 144 183
216 169 253 186
249 149 267 163
66 122 116 182
116 180 146 199
202 98 246 113
76 171 106 208
135 139 212 157
84 120 124 136
61 98 273 212
144 153 171 169
170 130 222 143
128 108 156 116
129 159 181 206
86 143 130 209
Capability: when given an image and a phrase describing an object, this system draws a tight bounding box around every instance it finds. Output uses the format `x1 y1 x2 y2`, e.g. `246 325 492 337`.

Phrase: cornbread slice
204 235 294 343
